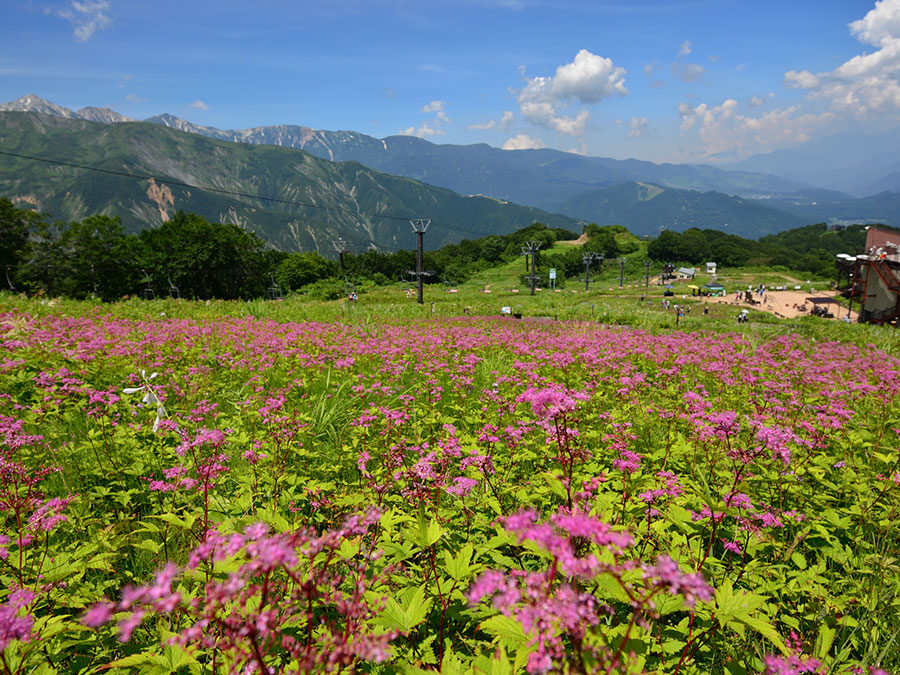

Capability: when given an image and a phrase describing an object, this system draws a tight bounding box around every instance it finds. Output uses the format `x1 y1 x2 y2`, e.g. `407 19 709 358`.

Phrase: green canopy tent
705 282 726 297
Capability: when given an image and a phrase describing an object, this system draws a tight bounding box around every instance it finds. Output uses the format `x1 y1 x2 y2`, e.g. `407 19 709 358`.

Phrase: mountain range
724 127 900 197
0 94 898 248
0 111 584 252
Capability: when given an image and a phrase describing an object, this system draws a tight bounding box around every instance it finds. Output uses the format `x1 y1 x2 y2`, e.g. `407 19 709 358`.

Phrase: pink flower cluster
469 508 712 673
85 511 394 672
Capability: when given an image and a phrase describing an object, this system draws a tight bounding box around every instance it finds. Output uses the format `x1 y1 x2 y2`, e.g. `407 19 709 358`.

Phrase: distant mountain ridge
0 94 134 123
724 127 900 197
0 95 829 206
0 110 582 252
1 95 898 240
555 182 807 237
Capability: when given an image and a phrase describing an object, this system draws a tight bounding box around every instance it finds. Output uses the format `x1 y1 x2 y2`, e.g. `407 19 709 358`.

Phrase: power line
0 147 566 244
0 148 413 222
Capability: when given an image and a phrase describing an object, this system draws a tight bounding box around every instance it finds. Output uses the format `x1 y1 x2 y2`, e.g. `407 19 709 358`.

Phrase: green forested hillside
0 112 580 252
556 181 807 238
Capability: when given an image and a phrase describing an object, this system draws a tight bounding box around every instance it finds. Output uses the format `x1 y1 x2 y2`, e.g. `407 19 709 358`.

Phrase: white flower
123 371 168 432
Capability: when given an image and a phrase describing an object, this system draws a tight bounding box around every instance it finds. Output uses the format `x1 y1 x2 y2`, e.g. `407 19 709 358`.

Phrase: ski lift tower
331 239 348 270
582 252 598 291
410 219 431 305
525 240 542 296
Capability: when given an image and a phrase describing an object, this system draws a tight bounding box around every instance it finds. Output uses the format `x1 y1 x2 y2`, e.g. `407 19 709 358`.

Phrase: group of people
735 284 766 303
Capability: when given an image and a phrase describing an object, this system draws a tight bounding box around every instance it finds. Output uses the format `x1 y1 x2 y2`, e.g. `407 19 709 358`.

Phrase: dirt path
698 289 856 321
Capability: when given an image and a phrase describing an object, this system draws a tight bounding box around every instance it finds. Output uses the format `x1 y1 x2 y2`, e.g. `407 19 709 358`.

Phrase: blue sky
2 0 898 164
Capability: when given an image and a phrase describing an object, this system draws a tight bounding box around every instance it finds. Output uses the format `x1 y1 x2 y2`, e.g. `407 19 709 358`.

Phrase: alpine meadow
5 0 900 673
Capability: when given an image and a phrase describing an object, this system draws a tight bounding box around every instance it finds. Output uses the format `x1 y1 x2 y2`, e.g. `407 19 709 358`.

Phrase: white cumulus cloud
784 0 900 118
55 0 112 42
515 49 627 143
784 69 821 89
502 133 545 150
189 100 209 110
850 0 900 46
627 116 649 139
680 63 706 83
468 110 514 131
551 49 628 103
421 100 445 114
677 98 835 159
398 123 446 138
670 39 705 83
417 99 452 126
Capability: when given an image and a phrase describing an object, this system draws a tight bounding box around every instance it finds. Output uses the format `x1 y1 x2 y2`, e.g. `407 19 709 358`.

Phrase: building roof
865 227 900 253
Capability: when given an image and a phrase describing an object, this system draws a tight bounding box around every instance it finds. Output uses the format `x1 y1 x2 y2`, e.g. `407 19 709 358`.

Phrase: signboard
549 268 557 279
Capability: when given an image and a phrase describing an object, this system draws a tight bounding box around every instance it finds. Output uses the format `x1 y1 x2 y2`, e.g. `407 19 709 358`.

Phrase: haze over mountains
1 94 898 250
723 127 900 198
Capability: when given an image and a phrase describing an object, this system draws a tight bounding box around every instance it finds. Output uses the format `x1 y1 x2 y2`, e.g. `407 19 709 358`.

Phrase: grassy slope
6 253 895 355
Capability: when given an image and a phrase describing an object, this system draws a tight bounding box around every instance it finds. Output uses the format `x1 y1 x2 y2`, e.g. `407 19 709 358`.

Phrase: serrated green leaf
814 623 836 659
443 542 475 581
480 614 527 646
733 614 787 655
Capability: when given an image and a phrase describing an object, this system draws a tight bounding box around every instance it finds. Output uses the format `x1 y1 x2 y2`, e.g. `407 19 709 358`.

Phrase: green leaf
405 585 432 629
411 507 443 548
480 614 527 647
790 551 808 569
400 666 434 675
734 615 787 655
490 644 514 675
378 585 432 633
541 471 568 500
814 623 837 659
440 648 476 675
134 538 162 554
425 518 443 547
443 543 475 582
154 512 194 530
715 579 768 623
159 643 198 672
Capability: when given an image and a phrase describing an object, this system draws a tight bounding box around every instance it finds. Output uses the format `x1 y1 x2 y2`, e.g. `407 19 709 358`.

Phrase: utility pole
645 259 651 287
619 257 625 289
410 219 431 305
331 239 347 270
583 252 596 291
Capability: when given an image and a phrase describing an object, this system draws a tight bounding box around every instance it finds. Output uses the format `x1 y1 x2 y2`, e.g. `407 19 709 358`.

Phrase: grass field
1 278 898 674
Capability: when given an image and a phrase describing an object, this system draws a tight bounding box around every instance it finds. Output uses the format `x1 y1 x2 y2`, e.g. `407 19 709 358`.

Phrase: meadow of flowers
1 299 899 674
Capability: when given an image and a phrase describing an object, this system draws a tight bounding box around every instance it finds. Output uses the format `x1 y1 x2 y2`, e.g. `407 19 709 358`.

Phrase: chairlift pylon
167 275 180 299
140 269 155 300
266 273 284 300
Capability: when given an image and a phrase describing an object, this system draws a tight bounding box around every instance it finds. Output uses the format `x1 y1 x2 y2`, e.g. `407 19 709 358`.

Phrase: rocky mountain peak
0 94 79 118
76 106 133 123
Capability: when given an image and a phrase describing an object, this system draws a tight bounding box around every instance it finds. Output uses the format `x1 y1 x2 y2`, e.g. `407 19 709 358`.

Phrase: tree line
0 199 579 301
646 224 882 276
3 197 879 301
